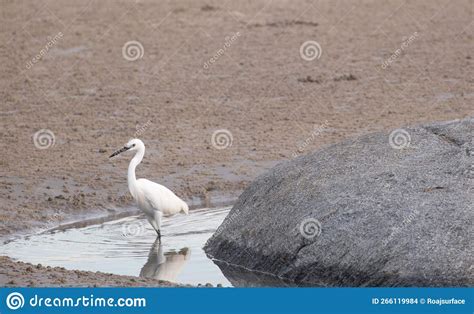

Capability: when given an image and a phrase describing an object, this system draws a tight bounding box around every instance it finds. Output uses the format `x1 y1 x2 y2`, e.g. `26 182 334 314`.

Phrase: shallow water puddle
1 207 232 287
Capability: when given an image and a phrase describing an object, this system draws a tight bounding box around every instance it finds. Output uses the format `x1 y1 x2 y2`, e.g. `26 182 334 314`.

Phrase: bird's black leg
156 229 161 241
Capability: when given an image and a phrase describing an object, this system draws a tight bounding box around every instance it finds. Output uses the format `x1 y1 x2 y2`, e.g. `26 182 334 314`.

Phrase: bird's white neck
128 147 145 198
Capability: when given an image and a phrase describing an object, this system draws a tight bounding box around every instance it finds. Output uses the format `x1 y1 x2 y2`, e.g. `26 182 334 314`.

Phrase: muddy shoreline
1 0 472 286
0 191 241 287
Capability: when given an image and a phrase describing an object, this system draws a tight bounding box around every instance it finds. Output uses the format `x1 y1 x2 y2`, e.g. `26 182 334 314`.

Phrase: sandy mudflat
0 0 472 286
0 256 187 287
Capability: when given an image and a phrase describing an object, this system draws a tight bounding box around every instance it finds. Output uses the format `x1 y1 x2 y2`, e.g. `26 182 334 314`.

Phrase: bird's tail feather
181 202 189 215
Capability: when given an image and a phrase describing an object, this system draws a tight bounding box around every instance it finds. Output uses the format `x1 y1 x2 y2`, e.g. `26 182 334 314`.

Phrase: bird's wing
137 179 187 216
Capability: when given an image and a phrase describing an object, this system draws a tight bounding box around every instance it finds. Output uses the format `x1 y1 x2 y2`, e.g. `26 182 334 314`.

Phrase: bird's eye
132 144 136 147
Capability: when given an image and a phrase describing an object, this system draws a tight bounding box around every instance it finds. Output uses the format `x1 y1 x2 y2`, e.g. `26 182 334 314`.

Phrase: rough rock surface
205 118 473 287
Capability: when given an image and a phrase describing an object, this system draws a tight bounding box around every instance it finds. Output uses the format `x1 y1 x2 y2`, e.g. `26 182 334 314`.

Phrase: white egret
109 139 188 240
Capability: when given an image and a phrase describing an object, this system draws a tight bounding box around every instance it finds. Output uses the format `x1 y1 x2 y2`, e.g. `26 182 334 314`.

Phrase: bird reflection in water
140 238 191 282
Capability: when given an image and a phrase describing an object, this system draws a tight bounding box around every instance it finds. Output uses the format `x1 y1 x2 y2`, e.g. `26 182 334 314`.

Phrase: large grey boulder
205 117 473 287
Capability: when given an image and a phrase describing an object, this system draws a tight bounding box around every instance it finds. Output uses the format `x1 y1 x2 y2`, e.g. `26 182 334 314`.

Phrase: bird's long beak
109 146 130 158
